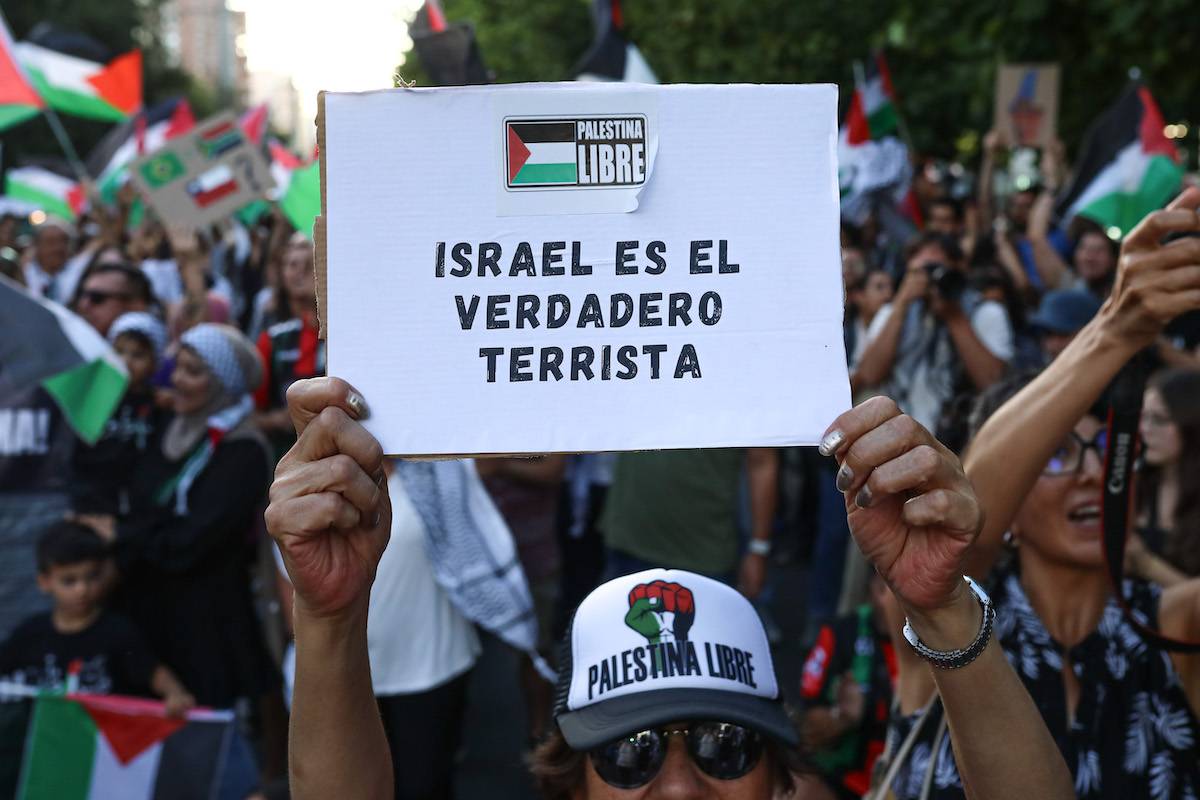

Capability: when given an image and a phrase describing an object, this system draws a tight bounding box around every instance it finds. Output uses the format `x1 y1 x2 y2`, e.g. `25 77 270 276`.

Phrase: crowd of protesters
1 117 1199 800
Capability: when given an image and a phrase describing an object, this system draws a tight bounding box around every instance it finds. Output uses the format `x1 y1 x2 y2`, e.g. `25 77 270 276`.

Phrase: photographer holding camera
852 232 1014 434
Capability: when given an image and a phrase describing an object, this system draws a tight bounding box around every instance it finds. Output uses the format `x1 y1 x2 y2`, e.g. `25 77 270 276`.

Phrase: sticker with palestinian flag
505 116 648 191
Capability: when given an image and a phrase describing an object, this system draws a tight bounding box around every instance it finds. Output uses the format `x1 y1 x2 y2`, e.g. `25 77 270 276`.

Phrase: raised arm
962 188 1200 579
819 397 1074 800
852 265 927 389
265 378 392 800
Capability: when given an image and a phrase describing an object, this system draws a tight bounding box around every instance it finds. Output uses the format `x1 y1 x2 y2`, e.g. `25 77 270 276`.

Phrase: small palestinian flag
410 1 490 86
506 122 577 186
575 0 657 84
838 51 911 225
2 694 256 800
0 12 43 132
195 119 242 160
14 39 140 122
3 166 85 220
1057 83 1182 238
0 276 128 444
87 97 195 206
138 151 186 189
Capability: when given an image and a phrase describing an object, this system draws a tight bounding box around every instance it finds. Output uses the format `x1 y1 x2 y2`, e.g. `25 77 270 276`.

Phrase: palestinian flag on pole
0 12 44 132
2 694 255 800
0 276 127 444
3 166 85 220
14 40 140 122
838 51 911 225
1057 82 1182 238
574 0 657 83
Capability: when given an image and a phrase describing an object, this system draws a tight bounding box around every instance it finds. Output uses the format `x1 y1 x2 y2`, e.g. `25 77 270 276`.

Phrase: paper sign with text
323 82 849 456
129 111 275 229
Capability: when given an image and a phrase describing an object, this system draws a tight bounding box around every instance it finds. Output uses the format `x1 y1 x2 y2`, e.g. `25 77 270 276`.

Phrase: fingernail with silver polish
818 430 844 457
346 391 370 420
836 464 854 492
855 486 873 509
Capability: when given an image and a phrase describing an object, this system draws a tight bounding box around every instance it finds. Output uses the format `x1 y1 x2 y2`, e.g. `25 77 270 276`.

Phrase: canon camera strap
1102 352 1200 652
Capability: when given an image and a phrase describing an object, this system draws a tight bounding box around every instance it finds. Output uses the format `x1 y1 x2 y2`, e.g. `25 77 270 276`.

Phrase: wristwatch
902 576 995 669
746 538 771 557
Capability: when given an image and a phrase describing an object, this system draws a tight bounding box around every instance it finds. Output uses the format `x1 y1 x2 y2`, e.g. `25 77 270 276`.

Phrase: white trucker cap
553 568 797 750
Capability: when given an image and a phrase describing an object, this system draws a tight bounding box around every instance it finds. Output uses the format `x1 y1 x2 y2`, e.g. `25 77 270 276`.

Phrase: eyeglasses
589 721 764 789
1044 430 1108 476
79 289 130 306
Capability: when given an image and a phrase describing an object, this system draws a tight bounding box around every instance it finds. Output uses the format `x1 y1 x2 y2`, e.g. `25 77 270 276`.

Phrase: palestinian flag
86 97 194 206
2 694 255 800
410 0 490 86
0 276 127 444
3 166 85 220
0 13 43 132
279 158 321 236
506 122 577 186
1057 83 1182 238
14 41 140 122
838 51 911 225
239 102 268 145
574 0 657 83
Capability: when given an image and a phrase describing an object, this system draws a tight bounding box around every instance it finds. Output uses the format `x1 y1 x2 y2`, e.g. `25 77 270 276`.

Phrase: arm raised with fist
264 377 392 800
819 398 1074 800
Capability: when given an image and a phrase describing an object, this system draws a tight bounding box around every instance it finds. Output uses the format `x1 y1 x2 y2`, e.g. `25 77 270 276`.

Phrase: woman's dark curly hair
528 717 809 799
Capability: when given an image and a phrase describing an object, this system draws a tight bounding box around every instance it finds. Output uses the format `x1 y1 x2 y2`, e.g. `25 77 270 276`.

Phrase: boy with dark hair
0 521 194 716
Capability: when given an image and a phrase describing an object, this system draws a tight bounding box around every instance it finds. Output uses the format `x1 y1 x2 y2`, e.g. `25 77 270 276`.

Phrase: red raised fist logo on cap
625 580 696 644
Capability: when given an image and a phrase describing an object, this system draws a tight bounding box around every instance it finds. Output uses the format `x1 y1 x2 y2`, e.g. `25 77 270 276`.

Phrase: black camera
925 262 966 302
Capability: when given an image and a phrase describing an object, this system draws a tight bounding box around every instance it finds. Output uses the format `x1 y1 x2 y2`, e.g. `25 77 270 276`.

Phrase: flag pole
41 107 91 186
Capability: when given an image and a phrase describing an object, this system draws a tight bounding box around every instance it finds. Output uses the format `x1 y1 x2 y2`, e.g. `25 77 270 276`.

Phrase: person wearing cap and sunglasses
266 374 1074 799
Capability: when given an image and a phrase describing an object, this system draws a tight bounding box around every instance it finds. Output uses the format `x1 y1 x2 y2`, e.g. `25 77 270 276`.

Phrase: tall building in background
251 72 304 148
161 0 249 107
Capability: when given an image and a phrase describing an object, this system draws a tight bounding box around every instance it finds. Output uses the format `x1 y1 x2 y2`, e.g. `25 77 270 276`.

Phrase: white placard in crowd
322 82 849 456
129 111 275 229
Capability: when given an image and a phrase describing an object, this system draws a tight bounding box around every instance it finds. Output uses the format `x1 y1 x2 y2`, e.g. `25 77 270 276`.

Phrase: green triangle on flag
280 161 321 237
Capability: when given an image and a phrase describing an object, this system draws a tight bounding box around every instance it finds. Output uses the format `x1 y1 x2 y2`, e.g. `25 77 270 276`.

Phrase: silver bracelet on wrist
902 576 995 670
746 538 771 557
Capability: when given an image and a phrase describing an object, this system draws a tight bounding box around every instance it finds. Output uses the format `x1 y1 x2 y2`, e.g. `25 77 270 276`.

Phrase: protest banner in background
993 63 1060 148
128 111 274 229
320 82 849 456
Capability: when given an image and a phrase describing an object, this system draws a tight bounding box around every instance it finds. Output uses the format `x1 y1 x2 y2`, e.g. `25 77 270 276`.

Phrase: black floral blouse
883 569 1199 800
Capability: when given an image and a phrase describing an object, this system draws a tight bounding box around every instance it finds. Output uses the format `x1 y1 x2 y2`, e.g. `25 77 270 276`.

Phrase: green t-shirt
601 448 744 575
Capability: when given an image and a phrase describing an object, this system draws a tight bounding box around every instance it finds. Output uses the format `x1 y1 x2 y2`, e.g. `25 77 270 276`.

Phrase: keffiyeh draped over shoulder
394 458 554 680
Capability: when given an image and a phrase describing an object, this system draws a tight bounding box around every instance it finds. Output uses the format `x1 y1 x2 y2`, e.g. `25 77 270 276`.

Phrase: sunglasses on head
589 720 764 789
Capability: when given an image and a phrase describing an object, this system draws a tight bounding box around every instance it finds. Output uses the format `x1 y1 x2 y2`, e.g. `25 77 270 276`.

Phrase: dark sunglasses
589 721 763 789
1044 429 1108 476
79 289 130 306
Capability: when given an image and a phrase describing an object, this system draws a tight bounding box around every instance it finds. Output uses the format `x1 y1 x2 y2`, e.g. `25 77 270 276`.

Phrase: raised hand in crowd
265 377 392 800
819 397 1075 800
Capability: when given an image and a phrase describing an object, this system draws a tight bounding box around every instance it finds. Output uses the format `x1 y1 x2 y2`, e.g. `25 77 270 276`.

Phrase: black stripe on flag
151 719 227 799
510 121 575 143
1056 83 1142 219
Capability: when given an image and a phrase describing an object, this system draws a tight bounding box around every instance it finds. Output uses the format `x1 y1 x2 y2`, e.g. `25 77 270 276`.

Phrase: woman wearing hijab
79 323 279 708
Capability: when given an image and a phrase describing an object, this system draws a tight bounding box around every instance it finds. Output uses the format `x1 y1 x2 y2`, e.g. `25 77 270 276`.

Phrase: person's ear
35 572 52 595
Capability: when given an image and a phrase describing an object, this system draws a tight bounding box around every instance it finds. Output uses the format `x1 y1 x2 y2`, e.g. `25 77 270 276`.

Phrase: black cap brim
556 688 798 751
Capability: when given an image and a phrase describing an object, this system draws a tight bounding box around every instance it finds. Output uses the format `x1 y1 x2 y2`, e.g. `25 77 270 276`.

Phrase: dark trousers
377 670 472 800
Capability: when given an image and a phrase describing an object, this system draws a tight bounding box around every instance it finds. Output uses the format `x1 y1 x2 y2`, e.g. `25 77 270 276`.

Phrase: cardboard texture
129 111 276 229
993 64 1060 149
320 82 850 457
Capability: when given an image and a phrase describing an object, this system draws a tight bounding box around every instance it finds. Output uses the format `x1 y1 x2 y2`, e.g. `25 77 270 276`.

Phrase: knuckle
914 444 941 475
929 490 952 517
263 503 284 536
329 454 356 484
316 405 346 432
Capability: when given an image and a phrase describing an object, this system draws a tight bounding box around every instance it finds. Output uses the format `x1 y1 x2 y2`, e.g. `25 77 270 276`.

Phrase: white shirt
24 251 90 305
276 469 480 696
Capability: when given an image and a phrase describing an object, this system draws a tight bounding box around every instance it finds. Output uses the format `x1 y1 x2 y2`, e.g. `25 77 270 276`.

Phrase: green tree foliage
400 0 1199 162
3 0 217 168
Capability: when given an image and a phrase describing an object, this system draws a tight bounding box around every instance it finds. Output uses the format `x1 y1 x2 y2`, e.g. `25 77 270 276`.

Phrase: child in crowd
73 312 171 515
0 521 195 717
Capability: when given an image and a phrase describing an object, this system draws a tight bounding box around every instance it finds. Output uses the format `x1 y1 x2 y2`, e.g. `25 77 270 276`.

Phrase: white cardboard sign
323 82 849 456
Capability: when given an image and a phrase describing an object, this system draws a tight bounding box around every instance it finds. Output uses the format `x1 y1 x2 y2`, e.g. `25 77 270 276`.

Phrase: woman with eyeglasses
867 190 1200 799
1138 368 1200 579
267 370 1074 800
